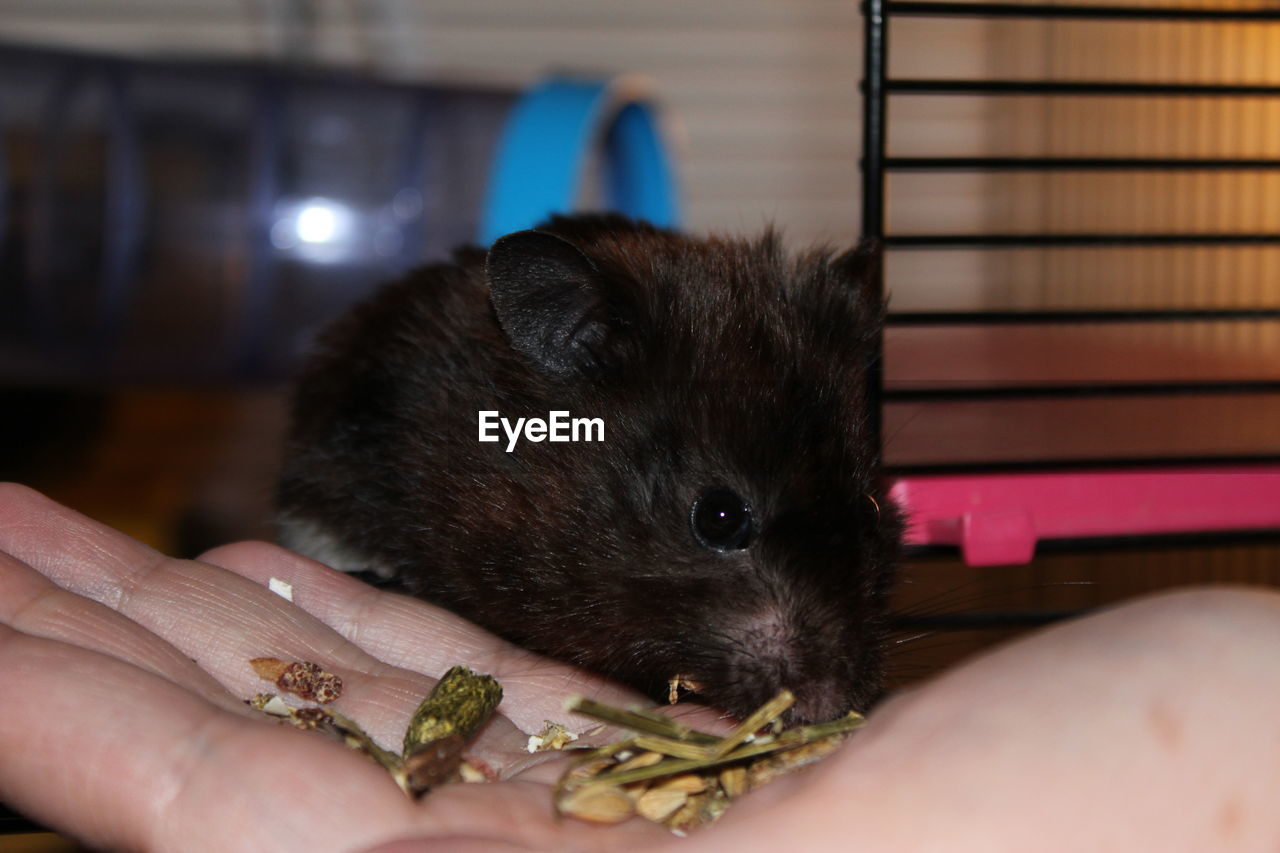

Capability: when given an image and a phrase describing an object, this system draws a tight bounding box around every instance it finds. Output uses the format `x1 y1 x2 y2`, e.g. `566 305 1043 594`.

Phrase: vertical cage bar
862 0 888 240
861 0 889 463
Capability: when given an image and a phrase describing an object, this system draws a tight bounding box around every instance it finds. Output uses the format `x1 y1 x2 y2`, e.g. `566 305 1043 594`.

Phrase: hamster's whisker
889 578 1002 618
887 635 992 660
890 578 1095 625
890 631 937 647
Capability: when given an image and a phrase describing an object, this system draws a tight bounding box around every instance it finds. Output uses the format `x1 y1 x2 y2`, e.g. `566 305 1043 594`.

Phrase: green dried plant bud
403 665 503 756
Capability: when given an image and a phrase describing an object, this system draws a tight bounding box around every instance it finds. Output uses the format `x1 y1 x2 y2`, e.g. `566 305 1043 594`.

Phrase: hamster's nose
784 680 853 725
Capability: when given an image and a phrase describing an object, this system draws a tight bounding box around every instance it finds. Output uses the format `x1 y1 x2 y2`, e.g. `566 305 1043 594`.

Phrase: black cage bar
862 0 1280 640
861 0 1280 471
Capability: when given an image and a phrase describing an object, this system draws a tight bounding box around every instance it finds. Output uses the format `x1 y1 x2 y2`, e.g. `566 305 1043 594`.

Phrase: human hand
5 482 1280 852
0 482 684 851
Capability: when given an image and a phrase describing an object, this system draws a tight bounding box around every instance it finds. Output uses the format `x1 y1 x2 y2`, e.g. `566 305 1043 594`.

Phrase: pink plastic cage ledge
890 466 1280 566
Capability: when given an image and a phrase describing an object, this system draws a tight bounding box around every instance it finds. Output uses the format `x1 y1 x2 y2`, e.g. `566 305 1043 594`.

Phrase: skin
2 481 1279 852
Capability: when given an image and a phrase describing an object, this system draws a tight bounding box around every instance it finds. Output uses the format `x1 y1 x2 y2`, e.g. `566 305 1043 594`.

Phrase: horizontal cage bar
884 381 1280 401
887 233 1280 248
883 79 1280 96
887 310 1280 325
886 455 1280 475
901 527 1280 561
883 156 1280 171
882 1 1280 21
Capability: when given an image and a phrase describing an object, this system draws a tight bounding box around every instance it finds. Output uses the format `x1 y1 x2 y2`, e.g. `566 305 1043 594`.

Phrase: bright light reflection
270 197 360 263
295 200 343 244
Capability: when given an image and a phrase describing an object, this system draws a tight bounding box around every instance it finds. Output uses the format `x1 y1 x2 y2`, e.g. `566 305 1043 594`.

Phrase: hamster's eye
690 488 754 551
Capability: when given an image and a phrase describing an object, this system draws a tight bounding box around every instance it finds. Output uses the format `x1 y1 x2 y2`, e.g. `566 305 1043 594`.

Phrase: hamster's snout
695 608 876 724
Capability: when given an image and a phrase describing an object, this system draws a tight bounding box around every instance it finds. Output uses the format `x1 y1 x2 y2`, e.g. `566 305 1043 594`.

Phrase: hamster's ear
485 229 619 377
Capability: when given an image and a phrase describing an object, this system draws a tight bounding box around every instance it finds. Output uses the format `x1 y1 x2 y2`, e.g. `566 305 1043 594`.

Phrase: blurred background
1 4 1280 843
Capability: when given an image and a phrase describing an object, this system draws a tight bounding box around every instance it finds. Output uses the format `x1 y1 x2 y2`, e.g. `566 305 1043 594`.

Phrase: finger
0 625 422 853
0 547 244 714
0 625 673 853
199 541 524 677
0 484 710 776
200 544 737 766
200 540 651 735
84 554 541 767
0 484 525 761
0 482 165 606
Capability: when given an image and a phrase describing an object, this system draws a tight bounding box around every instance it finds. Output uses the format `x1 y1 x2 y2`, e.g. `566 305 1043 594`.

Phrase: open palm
0 483 684 851
5 482 1280 852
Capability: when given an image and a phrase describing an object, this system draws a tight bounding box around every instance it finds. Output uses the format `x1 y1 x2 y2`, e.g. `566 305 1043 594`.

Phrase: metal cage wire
861 0 1280 564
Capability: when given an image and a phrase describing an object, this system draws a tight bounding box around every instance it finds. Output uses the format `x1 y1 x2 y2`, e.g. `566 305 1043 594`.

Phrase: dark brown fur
276 214 900 722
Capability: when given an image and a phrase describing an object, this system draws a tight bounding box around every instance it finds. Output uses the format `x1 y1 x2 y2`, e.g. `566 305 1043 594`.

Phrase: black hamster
276 214 900 723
